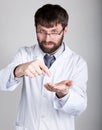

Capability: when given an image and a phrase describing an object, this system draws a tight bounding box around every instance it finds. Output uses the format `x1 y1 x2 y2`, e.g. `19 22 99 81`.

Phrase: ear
64 26 68 34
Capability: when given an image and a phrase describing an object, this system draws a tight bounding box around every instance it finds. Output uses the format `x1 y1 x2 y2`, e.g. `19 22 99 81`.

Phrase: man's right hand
14 60 51 78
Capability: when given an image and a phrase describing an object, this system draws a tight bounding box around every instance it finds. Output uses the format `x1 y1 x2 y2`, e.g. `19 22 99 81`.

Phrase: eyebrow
38 28 59 32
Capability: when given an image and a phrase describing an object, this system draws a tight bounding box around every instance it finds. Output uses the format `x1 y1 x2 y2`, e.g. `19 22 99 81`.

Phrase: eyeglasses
36 28 64 38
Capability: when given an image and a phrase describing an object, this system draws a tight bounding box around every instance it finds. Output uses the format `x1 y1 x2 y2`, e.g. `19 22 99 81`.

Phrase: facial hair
37 35 64 54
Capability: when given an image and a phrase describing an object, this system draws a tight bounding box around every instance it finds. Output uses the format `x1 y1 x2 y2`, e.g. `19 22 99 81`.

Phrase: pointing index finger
40 64 51 77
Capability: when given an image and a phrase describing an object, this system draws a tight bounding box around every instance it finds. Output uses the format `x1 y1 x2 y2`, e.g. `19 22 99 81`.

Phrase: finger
27 66 40 77
33 65 43 75
65 80 73 86
45 83 62 93
48 82 69 92
25 70 36 78
44 83 56 92
31 60 51 77
39 64 51 77
44 83 53 91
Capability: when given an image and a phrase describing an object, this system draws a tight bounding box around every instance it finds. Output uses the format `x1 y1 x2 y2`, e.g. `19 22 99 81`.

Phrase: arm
44 59 88 116
0 47 50 91
0 48 26 91
14 60 50 78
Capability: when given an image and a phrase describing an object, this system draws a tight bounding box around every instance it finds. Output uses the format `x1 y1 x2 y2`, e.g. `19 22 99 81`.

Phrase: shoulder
70 52 88 76
73 52 87 66
17 45 35 54
16 44 41 57
14 45 37 62
65 44 87 68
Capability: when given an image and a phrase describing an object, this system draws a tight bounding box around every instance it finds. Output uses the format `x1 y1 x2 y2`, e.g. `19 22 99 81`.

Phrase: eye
51 29 58 34
39 29 46 33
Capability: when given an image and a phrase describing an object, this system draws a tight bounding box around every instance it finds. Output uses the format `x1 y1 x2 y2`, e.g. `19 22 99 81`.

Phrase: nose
44 34 51 42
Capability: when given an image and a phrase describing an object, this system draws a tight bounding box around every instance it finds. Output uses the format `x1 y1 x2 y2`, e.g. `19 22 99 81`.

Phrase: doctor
0 4 88 130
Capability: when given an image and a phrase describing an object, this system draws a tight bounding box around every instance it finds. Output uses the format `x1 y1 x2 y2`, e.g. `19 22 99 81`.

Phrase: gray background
0 0 102 130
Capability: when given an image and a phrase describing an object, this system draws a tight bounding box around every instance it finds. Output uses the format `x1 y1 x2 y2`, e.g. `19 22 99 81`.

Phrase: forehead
37 24 63 31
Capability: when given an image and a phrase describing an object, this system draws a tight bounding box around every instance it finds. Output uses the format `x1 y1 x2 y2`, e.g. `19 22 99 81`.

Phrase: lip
43 43 54 48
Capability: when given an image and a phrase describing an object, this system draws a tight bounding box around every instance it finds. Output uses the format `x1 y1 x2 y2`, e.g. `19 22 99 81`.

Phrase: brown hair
34 4 69 28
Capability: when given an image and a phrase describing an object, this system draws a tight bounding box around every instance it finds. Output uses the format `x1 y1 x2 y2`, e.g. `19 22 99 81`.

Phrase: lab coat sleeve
0 48 26 91
53 58 88 116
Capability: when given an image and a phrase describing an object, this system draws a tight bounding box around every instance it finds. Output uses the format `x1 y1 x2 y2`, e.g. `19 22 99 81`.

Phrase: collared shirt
0 43 88 130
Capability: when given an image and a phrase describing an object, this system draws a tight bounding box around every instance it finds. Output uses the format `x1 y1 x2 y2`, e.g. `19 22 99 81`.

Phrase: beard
37 35 64 54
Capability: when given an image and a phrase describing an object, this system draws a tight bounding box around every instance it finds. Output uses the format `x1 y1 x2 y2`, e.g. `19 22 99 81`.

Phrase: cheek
37 35 60 44
39 37 47 42
37 36 43 42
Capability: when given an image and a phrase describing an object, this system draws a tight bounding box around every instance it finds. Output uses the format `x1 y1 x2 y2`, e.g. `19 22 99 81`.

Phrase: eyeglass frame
36 27 65 38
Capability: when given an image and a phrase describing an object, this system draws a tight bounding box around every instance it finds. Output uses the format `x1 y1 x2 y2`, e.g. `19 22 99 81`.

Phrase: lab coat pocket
15 125 28 130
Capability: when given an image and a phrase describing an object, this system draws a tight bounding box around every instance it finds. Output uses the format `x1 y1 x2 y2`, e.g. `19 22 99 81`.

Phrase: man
0 4 88 130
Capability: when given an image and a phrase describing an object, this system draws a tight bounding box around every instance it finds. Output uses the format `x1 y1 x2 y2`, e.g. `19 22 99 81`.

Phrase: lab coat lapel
49 44 72 74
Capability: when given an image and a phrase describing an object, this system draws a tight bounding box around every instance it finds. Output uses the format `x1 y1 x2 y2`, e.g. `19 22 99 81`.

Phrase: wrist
14 65 24 78
56 90 68 98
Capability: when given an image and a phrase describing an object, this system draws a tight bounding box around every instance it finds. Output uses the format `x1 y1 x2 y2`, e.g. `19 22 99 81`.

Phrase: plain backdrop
0 0 102 130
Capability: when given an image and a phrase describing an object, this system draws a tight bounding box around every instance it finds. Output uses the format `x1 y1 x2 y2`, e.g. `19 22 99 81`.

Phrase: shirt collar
54 42 65 59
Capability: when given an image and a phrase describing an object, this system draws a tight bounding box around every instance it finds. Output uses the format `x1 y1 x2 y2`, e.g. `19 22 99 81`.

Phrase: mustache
41 41 55 44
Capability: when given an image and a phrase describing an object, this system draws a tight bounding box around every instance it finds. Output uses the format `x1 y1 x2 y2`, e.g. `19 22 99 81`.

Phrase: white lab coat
0 43 88 130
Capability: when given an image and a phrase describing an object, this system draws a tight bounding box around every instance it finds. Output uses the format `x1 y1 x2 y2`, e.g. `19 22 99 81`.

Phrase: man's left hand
44 80 72 98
